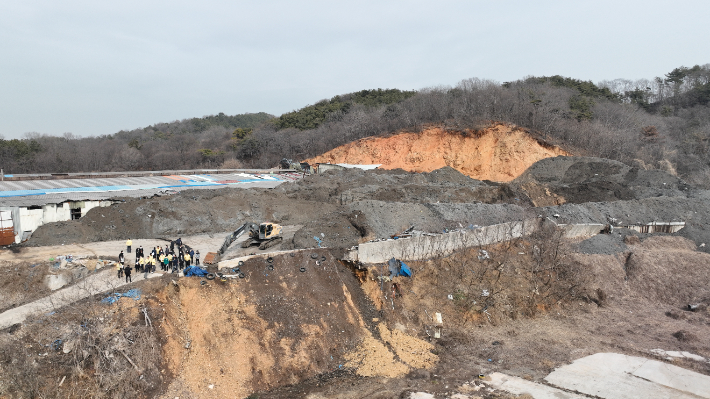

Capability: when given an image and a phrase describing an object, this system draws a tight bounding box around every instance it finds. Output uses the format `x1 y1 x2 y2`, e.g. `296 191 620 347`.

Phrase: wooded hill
2 65 710 187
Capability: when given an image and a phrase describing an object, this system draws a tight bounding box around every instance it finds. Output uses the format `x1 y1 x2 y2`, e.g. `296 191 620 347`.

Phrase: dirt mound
158 250 438 398
512 156 692 206
26 188 340 247
277 166 511 205
624 236 710 305
305 124 568 182
574 231 630 255
28 168 517 248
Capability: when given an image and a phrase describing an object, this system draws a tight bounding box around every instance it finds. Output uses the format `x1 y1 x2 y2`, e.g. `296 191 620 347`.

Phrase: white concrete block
545 352 710 399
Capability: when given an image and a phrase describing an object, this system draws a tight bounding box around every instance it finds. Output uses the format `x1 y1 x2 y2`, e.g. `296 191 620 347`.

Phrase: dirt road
0 267 165 330
0 233 234 263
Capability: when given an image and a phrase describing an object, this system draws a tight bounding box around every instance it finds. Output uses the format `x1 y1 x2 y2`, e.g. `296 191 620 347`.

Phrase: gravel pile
575 233 628 255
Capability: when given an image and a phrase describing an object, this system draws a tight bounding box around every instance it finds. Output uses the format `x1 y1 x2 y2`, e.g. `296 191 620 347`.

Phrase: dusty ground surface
305 124 568 182
239 235 710 399
2 134 710 398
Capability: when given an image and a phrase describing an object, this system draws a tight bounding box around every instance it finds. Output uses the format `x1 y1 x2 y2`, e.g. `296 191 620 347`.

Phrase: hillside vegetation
2 64 710 187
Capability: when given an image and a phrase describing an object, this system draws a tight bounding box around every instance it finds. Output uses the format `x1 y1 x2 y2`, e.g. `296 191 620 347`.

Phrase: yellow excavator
240 222 283 250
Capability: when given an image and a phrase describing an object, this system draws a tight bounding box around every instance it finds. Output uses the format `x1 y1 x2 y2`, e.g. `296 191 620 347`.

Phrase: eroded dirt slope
253 235 710 398
305 124 568 182
158 249 437 398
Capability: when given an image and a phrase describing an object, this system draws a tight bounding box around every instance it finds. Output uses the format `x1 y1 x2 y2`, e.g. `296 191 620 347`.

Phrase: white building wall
19 208 45 237
10 200 114 243
82 201 112 215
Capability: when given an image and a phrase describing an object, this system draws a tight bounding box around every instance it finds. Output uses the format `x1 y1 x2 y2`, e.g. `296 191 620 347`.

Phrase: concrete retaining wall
353 219 538 264
348 220 684 264
626 222 685 234
559 223 605 238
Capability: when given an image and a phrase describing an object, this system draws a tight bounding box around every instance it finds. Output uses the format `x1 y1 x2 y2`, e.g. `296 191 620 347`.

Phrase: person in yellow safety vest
184 252 191 266
126 238 133 254
158 253 165 271
116 261 123 278
139 256 146 273
168 253 173 271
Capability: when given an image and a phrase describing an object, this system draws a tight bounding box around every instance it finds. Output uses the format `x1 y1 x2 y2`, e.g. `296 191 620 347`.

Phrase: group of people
117 238 200 283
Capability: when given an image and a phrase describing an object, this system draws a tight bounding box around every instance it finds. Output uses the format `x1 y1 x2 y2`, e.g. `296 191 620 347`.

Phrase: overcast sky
1 0 708 140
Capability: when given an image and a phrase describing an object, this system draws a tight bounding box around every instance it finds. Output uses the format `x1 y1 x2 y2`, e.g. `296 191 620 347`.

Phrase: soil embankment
158 249 437 398
305 124 568 182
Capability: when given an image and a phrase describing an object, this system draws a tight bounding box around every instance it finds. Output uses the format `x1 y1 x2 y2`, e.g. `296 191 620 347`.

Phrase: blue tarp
388 258 412 278
102 288 141 304
399 261 412 277
183 266 209 277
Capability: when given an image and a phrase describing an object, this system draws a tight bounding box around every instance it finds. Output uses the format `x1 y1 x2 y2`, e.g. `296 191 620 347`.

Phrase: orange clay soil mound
157 250 437 398
306 123 568 182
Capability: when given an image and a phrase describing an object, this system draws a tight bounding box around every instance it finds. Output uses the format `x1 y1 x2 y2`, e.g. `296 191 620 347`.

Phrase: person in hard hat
126 238 133 254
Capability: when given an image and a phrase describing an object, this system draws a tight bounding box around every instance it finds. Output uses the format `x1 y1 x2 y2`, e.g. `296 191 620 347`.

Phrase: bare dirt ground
241 235 710 399
2 137 710 398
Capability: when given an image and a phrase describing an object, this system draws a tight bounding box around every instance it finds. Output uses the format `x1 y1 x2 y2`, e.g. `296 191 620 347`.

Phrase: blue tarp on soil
388 258 412 278
183 266 209 277
101 289 141 304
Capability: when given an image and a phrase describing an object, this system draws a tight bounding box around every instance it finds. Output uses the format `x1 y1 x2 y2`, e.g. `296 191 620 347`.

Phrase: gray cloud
1 0 708 138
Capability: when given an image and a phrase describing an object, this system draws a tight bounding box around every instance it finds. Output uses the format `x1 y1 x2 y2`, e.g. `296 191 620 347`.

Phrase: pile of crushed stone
575 232 628 255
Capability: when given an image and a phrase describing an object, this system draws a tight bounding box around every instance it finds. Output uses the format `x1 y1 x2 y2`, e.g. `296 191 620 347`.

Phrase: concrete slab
486 372 587 399
219 248 312 270
0 270 166 330
545 352 710 399
651 349 708 363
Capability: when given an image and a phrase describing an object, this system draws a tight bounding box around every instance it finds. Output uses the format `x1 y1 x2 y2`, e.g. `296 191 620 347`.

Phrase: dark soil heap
511 156 692 206
25 158 710 253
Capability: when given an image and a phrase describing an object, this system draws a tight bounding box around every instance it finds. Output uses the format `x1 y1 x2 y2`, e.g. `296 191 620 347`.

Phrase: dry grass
0 295 164 398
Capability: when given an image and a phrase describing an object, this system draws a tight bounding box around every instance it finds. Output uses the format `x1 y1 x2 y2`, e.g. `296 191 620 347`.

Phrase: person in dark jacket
124 264 132 283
